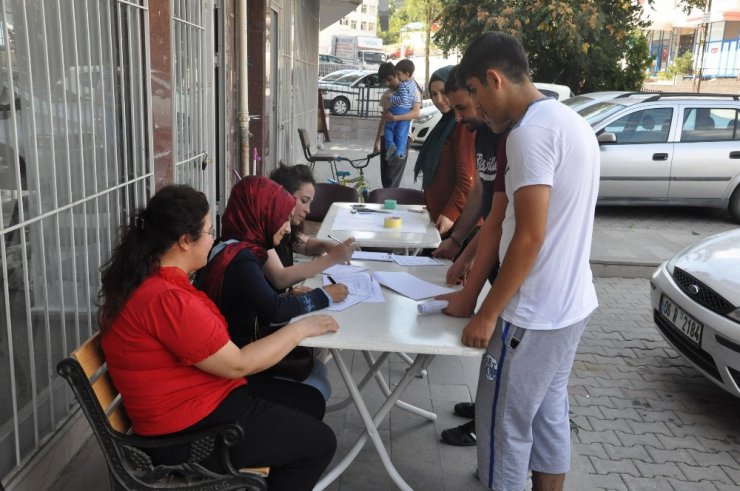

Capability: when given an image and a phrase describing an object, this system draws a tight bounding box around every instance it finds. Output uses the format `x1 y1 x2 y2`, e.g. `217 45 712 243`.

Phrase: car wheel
331 97 350 116
729 185 740 223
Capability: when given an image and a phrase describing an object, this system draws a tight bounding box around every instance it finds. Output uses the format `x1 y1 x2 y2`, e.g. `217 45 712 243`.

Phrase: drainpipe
238 0 250 176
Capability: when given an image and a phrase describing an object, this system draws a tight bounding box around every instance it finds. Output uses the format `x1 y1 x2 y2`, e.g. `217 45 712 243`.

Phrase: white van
533 82 573 101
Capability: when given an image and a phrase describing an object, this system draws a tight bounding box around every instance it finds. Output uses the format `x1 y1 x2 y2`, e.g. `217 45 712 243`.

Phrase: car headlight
417 113 434 123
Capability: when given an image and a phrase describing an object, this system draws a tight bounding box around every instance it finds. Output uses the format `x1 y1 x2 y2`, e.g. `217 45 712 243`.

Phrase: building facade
644 0 740 77
0 1 356 488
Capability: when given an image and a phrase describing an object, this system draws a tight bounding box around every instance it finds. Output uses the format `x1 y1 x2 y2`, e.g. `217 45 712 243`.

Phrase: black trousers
380 137 411 188
147 375 336 491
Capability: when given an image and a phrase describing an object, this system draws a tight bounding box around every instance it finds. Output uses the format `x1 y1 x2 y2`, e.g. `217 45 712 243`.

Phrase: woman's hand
294 314 339 338
323 283 349 303
328 238 355 265
436 214 454 235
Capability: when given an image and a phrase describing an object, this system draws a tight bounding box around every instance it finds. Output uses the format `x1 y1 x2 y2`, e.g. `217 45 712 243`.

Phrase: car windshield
562 95 593 110
320 70 352 83
362 52 386 64
333 73 366 85
579 101 627 127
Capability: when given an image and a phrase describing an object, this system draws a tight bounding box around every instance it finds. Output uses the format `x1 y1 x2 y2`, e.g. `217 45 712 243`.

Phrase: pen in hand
327 275 337 285
327 234 343 244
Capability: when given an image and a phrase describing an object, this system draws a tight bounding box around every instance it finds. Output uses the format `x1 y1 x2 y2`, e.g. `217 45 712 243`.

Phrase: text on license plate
659 295 703 346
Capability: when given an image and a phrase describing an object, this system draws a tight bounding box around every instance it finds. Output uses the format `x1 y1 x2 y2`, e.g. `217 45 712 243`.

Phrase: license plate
659 295 703 346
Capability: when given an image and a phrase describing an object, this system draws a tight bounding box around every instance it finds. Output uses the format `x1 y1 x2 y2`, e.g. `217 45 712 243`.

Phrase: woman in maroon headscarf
198 176 347 398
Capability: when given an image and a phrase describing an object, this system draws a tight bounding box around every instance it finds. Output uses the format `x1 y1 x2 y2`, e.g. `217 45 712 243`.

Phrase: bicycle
329 151 380 202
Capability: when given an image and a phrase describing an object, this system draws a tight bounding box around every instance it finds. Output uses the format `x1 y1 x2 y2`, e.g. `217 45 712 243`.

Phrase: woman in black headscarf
413 65 477 238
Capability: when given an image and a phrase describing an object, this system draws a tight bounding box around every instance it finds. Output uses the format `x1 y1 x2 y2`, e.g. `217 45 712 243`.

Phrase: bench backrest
69 333 130 433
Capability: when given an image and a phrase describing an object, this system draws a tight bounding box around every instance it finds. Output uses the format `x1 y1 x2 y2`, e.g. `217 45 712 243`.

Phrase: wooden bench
56 334 269 490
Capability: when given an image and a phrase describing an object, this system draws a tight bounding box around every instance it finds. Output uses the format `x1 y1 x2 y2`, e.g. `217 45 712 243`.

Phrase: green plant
666 51 694 78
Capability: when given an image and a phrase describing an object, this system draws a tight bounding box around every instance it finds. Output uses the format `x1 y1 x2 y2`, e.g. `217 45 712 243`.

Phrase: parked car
411 101 443 145
319 54 345 64
319 70 385 116
650 228 740 397
533 82 573 100
388 46 414 59
581 93 740 222
562 91 643 112
319 69 357 84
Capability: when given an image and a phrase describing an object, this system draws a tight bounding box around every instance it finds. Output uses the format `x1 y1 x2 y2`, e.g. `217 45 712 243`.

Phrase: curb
590 259 659 279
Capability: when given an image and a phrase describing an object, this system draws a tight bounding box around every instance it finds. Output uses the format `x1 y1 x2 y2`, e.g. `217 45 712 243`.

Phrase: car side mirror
598 132 617 143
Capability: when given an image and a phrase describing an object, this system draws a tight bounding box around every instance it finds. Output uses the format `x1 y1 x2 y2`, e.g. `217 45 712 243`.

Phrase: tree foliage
388 0 443 84
434 0 654 93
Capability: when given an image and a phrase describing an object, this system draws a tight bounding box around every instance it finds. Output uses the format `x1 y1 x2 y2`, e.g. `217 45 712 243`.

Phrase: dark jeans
380 137 410 188
146 376 336 491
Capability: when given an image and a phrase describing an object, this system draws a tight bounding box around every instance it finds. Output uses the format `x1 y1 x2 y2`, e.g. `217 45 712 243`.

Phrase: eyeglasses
204 226 216 239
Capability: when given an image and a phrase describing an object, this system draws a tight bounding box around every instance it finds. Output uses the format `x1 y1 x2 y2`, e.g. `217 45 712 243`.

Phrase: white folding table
298 260 485 491
316 202 441 254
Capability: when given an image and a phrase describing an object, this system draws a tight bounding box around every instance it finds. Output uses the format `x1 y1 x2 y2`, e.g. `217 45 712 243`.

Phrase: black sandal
441 420 476 446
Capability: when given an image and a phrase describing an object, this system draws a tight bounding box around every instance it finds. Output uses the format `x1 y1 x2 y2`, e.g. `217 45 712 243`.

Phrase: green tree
434 0 654 93
389 0 443 84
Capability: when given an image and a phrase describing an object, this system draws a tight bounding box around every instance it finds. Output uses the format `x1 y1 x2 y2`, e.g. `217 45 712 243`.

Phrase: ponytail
98 185 209 331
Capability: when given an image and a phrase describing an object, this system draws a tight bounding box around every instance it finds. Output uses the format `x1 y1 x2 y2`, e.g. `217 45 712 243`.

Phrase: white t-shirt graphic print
499 98 600 330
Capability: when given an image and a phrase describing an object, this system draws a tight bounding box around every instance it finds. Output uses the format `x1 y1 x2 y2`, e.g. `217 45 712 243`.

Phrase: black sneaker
441 419 476 446
454 401 475 419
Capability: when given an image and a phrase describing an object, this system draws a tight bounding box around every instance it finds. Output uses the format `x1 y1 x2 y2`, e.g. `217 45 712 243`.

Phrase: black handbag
253 318 314 382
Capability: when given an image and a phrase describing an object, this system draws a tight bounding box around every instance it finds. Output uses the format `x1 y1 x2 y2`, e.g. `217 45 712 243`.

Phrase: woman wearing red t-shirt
99 185 338 491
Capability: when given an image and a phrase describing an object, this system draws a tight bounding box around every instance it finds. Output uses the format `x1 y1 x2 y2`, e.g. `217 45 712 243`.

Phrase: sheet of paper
331 208 429 234
322 264 368 275
327 294 367 312
322 272 381 300
391 255 444 266
352 250 393 262
372 271 454 300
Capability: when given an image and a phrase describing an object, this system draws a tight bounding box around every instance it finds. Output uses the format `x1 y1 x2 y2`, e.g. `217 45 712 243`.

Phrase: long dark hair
98 185 209 331
269 164 315 240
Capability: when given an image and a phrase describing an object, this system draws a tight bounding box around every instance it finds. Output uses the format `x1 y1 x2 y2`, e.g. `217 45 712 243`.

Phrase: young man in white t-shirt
456 32 600 491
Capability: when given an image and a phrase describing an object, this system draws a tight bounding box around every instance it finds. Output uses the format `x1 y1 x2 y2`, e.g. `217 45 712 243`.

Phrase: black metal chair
298 128 341 180
306 182 359 222
56 334 268 491
367 187 425 206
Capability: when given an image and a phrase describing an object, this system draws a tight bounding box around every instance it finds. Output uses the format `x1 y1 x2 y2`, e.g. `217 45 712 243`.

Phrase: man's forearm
449 179 482 245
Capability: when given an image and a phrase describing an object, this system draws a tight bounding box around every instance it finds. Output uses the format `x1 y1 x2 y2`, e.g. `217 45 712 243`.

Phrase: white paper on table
322 264 368 275
331 208 429 234
391 255 444 266
352 250 393 262
372 271 454 300
322 272 383 302
327 294 367 312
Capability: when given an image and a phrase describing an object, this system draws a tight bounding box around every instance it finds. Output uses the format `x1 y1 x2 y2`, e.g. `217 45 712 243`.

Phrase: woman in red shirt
99 185 338 491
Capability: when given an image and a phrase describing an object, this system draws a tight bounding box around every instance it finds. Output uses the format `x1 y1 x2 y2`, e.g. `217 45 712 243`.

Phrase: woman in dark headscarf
198 176 348 399
413 65 477 238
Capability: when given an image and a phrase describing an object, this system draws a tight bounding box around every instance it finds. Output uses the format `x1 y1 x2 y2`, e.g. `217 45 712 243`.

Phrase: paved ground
51 118 740 491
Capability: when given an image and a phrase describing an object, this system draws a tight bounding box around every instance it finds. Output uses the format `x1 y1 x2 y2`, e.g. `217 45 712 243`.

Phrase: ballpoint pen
327 234 343 244
327 275 337 284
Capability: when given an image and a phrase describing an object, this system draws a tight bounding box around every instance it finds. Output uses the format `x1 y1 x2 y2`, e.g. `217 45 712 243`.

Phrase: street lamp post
695 0 712 93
